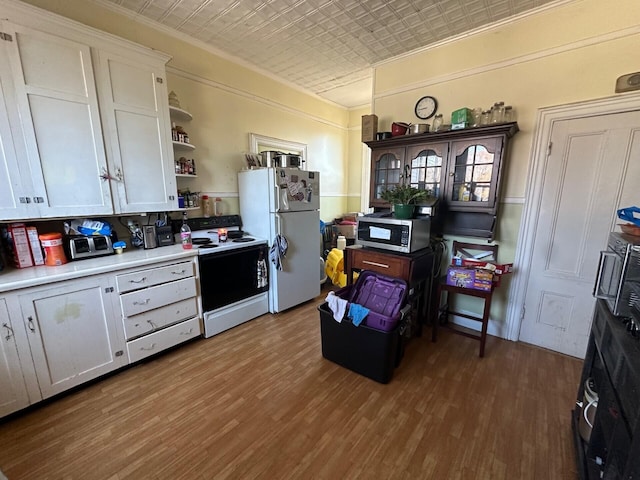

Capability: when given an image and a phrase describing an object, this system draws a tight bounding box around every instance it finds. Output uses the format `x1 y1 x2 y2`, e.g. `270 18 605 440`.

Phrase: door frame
506 92 640 341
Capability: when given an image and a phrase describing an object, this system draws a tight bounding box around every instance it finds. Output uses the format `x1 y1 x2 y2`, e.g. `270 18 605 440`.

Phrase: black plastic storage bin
318 301 404 384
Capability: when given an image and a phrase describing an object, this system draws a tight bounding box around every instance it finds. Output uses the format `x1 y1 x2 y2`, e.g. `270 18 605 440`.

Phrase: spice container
202 195 211 218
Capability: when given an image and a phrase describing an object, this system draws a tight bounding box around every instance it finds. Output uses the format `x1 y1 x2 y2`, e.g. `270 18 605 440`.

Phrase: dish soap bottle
180 212 192 249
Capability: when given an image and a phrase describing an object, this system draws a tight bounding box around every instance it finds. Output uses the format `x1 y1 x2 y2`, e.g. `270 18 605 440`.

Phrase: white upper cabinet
0 41 33 220
0 9 176 220
94 50 177 214
3 22 114 218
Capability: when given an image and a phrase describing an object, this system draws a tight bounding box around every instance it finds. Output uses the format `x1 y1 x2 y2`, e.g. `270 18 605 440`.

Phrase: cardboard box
361 114 378 142
451 108 471 130
26 226 45 266
451 257 514 276
446 266 493 291
2 223 34 268
333 224 357 239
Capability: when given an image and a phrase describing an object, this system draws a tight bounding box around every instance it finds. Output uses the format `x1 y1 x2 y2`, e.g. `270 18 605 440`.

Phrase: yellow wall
17 0 351 222
372 0 640 331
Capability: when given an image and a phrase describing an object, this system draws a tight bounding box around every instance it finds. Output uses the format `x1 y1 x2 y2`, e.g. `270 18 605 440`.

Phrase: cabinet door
445 137 503 211
19 276 127 399
95 50 177 213
0 41 34 220
0 298 31 417
369 147 405 208
406 142 449 198
3 22 114 218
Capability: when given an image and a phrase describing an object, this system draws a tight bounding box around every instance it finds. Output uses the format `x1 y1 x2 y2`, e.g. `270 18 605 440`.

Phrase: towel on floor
348 303 370 326
325 291 347 322
269 234 288 271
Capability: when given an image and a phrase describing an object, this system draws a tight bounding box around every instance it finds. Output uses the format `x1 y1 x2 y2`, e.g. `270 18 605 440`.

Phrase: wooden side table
343 245 435 337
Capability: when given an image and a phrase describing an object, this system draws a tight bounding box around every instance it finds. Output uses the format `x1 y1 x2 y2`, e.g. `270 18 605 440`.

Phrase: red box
446 266 493 291
451 257 513 275
2 223 34 268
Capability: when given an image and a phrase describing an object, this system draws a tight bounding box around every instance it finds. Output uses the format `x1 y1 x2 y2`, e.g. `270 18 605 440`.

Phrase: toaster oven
65 234 115 260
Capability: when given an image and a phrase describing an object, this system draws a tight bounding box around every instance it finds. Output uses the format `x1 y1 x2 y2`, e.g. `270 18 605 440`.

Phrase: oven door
199 245 269 312
594 249 624 315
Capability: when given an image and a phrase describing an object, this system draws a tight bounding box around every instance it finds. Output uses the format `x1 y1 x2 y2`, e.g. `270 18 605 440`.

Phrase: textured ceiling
96 0 558 107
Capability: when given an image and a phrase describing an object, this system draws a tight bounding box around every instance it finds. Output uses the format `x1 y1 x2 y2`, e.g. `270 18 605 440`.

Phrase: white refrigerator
238 167 321 313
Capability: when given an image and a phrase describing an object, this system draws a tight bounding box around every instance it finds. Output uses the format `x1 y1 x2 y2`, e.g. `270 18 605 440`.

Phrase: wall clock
415 96 438 120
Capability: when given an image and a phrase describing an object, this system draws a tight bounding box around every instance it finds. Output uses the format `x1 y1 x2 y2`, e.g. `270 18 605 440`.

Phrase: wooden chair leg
479 295 492 358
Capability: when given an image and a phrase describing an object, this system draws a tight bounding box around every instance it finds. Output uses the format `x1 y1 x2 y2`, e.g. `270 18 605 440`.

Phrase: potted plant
380 184 430 219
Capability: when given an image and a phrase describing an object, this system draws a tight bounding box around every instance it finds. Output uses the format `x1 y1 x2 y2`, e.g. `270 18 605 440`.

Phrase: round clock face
415 96 438 120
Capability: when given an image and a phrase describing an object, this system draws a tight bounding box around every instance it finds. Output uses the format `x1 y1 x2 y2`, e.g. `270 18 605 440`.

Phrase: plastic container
344 271 408 332
38 233 67 266
579 377 599 441
202 195 210 218
337 235 346 250
318 301 402 384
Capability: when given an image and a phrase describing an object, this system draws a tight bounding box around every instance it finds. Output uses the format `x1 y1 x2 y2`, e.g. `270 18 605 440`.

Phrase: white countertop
0 245 198 293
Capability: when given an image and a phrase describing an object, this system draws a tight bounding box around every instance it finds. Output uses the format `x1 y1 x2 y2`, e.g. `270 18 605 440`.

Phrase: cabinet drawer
120 277 196 317
116 261 194 293
123 297 199 340
351 251 408 278
127 317 200 363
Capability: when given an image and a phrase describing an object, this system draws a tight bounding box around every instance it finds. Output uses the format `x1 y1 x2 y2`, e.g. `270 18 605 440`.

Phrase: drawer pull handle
140 343 156 351
362 260 390 269
133 299 151 306
129 277 147 284
2 322 14 341
27 316 35 332
180 328 194 335
171 269 186 275
147 320 157 329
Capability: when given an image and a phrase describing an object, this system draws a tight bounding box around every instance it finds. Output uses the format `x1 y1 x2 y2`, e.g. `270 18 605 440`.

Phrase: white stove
173 215 270 338
174 215 268 253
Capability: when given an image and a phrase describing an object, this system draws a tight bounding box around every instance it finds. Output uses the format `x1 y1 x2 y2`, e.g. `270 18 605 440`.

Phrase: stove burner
192 238 212 245
233 237 255 243
199 244 219 249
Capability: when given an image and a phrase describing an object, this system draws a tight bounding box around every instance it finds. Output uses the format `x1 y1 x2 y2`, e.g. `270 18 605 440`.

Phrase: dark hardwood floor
0 290 581 479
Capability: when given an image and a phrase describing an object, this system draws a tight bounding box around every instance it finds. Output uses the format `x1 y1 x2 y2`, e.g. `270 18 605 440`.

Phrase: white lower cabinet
17 275 127 399
0 298 31 417
115 259 202 362
0 255 202 418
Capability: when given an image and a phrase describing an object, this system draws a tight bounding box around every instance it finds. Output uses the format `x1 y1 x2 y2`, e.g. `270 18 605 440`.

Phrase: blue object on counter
113 241 126 248
618 207 640 227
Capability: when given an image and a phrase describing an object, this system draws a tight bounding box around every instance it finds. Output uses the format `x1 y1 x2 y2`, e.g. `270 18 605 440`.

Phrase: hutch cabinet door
406 142 449 199
369 147 405 208
445 137 503 212
3 22 113 218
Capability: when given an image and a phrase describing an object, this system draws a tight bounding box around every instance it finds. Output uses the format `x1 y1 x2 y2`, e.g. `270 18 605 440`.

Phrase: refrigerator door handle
274 184 280 211
275 213 282 236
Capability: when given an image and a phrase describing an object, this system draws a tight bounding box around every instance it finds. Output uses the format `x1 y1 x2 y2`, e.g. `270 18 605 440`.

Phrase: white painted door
4 22 113 218
19 276 127 398
94 50 177 213
518 111 640 357
0 298 31 417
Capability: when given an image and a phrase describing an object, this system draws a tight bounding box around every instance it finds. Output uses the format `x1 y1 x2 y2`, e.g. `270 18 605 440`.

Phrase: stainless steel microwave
594 232 640 317
355 216 431 253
